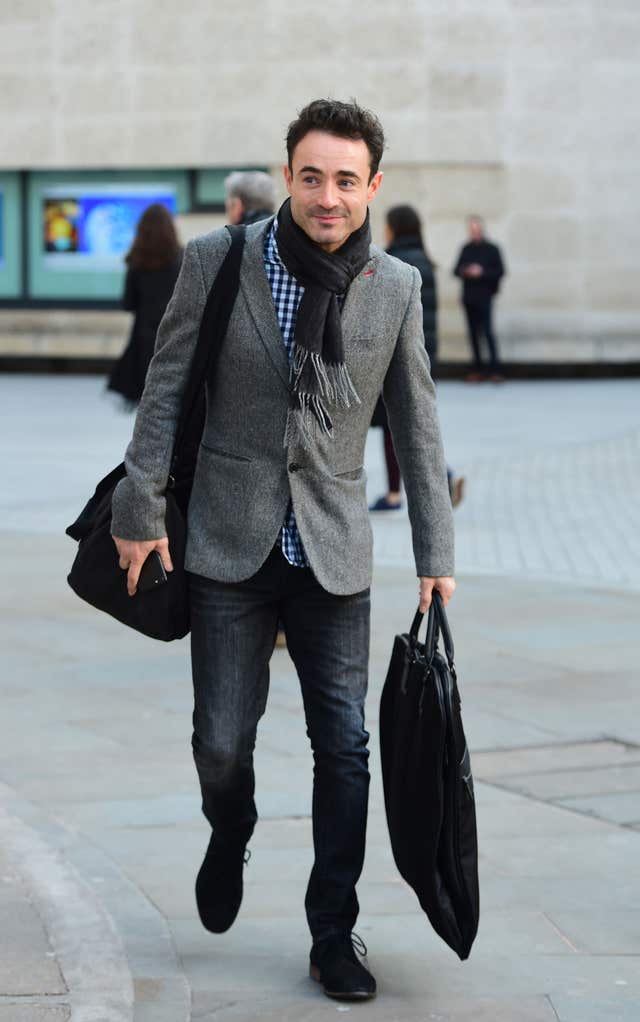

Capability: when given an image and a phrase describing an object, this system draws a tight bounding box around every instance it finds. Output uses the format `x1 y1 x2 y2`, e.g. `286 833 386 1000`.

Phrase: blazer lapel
240 220 290 389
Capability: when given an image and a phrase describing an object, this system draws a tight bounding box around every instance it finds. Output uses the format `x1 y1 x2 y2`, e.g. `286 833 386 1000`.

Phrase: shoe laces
349 931 367 958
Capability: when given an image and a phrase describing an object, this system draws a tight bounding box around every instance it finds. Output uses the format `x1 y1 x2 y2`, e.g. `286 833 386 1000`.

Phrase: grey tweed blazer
111 217 454 595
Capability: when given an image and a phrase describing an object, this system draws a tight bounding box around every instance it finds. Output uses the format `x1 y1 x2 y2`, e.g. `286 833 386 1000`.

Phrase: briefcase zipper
444 672 469 906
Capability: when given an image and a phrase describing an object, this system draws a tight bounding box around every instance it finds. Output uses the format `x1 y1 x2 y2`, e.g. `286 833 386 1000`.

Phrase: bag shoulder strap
171 224 246 470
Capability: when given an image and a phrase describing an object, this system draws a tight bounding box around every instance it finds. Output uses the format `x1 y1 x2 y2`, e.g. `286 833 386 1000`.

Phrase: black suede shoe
309 933 376 1000
195 833 250 933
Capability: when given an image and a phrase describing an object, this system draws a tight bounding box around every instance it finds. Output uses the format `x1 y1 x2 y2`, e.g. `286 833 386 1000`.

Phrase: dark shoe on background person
489 372 505 383
369 495 403 512
195 833 251 933
310 933 376 1001
464 371 486 383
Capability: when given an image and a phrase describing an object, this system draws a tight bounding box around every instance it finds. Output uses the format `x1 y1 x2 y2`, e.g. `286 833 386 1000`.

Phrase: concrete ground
1 375 639 1021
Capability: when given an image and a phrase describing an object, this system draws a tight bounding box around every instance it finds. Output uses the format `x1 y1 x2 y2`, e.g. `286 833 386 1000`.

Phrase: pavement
1 374 639 1022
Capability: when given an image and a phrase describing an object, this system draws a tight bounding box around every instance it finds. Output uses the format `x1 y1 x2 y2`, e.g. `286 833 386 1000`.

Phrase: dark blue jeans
188 545 371 942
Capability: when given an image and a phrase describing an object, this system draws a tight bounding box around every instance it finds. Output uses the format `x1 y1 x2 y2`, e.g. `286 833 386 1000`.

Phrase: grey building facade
0 0 637 364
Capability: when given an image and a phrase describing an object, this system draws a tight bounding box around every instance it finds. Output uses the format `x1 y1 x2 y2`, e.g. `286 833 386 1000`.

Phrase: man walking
111 100 455 1001
454 215 506 382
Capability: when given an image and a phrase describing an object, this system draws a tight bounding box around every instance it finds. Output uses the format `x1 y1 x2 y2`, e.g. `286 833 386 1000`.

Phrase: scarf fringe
290 343 360 437
333 361 361 408
284 394 334 449
291 344 360 410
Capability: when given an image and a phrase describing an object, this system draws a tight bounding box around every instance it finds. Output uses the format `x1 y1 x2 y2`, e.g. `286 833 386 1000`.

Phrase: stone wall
0 0 638 362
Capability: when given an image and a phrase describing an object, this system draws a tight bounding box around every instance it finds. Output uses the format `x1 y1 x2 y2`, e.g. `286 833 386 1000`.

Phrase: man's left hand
419 576 456 613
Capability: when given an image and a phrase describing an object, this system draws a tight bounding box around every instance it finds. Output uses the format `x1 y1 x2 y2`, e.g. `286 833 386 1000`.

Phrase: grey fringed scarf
276 198 371 443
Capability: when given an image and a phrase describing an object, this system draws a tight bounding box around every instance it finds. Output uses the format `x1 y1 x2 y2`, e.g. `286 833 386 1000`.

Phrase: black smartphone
137 550 168 593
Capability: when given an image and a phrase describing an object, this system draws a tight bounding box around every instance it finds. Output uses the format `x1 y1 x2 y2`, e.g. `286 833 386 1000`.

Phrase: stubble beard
292 201 351 251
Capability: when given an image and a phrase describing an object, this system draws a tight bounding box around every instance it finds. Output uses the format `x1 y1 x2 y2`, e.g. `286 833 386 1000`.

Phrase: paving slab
190 993 559 1022
473 740 640 778
556 790 640 826
2 375 640 1018
470 739 640 809
548 993 640 1022
505 763 640 801
0 854 66 998
0 783 190 1022
544 908 640 955
0 1009 70 1022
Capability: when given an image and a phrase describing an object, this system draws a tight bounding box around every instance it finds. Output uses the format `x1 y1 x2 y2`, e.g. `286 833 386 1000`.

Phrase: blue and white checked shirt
263 219 310 568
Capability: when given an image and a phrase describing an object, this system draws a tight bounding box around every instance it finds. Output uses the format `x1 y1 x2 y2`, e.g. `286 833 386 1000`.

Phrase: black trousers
463 300 501 372
188 546 371 942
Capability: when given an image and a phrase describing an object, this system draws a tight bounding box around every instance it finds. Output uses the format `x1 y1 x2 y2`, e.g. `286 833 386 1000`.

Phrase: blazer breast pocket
200 441 252 463
333 466 364 482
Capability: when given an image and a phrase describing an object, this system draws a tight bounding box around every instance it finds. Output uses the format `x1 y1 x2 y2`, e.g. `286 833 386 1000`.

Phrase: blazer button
288 462 300 473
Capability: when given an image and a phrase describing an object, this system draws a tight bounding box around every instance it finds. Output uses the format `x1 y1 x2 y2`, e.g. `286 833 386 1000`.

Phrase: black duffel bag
379 590 480 959
65 225 246 641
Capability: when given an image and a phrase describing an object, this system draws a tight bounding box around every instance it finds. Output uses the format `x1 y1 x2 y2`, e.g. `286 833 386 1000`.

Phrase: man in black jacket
453 216 505 382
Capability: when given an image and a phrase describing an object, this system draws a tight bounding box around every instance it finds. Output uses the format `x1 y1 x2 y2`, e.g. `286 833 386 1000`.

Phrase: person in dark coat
108 203 183 405
370 205 465 511
453 215 506 382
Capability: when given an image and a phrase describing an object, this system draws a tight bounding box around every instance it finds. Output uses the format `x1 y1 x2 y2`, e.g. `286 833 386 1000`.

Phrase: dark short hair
386 204 436 266
286 99 385 180
387 204 422 241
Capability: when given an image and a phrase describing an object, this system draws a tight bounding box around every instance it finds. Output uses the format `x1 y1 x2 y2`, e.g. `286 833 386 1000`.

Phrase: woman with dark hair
370 205 464 510
107 203 183 405
386 204 438 366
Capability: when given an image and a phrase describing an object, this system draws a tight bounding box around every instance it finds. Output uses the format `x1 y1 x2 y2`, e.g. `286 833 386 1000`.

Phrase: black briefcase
65 225 246 641
379 591 479 959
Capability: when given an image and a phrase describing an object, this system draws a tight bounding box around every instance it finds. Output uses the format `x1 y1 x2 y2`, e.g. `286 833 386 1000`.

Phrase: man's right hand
112 536 173 596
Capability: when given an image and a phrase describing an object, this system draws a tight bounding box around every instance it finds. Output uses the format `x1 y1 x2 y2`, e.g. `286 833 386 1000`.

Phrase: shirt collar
264 218 284 268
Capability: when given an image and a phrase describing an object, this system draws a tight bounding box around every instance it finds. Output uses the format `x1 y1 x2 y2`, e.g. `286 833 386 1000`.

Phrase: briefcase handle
409 590 455 672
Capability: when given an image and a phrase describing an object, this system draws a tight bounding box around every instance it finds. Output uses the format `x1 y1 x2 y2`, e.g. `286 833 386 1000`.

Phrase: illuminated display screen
41 185 177 271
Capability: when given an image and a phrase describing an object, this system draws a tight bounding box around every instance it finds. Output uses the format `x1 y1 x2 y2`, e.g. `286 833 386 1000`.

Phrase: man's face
469 218 484 243
284 130 383 253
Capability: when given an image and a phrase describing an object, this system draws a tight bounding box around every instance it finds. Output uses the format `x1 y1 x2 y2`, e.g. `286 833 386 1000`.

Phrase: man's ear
367 171 384 203
283 164 293 194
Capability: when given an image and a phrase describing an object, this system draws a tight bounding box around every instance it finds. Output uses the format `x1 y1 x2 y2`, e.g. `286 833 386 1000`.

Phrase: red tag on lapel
363 268 374 276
